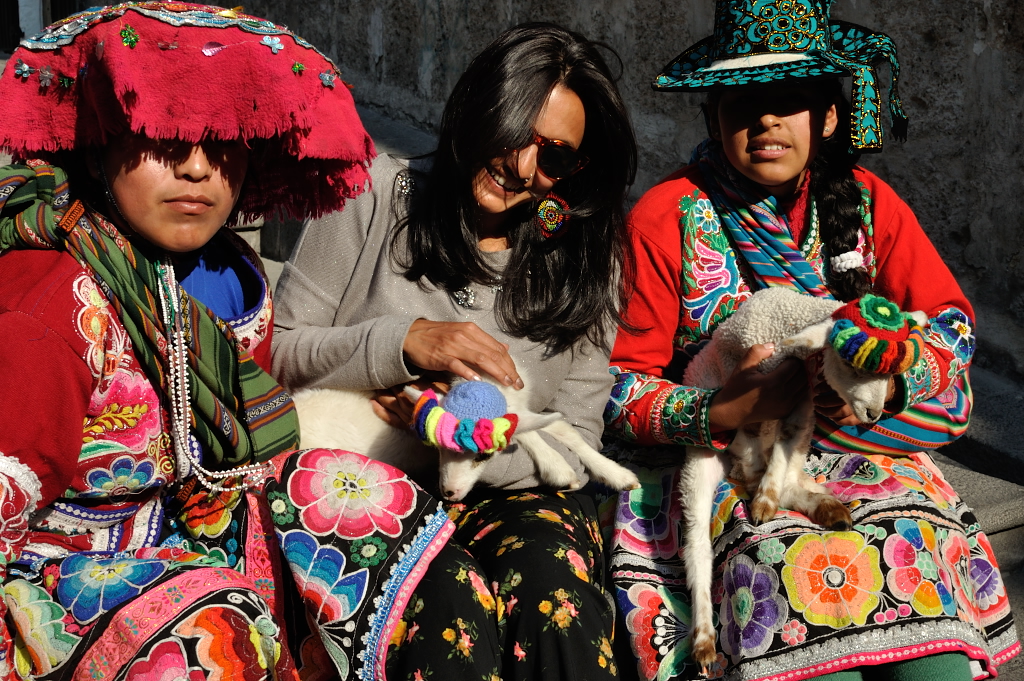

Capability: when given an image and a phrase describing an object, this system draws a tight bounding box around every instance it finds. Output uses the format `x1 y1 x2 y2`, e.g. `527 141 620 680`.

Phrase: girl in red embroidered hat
601 0 1014 680
0 4 485 680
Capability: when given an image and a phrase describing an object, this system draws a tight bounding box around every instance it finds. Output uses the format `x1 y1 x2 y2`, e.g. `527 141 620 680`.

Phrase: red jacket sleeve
606 170 730 450
857 168 975 408
0 250 99 571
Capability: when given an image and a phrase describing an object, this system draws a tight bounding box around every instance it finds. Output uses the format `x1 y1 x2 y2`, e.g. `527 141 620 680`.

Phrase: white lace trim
0 452 43 516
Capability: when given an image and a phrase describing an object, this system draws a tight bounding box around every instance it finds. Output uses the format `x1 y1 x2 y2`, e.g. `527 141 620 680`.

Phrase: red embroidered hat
0 2 374 219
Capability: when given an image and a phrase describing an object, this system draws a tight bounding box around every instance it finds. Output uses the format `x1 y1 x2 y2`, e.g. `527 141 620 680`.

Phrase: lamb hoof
543 468 579 491
812 497 853 530
750 495 779 525
590 462 641 492
612 470 641 492
567 478 582 491
691 633 718 671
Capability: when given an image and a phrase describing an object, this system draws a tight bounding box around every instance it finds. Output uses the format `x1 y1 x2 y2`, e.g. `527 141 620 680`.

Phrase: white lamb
291 365 640 501
680 286 927 670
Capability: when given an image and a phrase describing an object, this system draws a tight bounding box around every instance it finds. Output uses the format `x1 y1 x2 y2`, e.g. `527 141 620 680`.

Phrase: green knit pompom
858 293 907 332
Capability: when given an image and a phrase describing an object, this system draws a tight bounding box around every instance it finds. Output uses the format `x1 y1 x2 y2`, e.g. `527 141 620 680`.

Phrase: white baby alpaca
291 367 640 501
680 287 927 670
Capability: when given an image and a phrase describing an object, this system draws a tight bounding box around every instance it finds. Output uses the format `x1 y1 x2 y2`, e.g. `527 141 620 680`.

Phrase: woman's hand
370 375 451 429
403 319 523 389
708 344 808 432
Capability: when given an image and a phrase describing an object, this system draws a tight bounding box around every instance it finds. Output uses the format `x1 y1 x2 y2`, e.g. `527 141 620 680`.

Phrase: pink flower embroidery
288 449 415 538
125 639 205 681
780 619 807 645
692 237 733 294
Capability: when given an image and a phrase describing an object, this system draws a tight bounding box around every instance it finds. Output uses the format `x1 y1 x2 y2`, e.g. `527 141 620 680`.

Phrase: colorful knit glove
829 293 925 374
411 382 519 455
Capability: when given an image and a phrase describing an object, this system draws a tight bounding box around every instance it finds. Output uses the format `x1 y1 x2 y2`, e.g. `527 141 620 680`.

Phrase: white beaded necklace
156 259 269 493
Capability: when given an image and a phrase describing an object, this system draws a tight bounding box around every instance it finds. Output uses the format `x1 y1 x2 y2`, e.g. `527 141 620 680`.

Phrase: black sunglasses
508 132 588 181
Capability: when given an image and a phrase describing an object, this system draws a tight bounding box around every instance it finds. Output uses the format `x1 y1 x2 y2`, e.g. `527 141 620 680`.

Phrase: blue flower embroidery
319 71 336 88
692 198 718 232
57 554 167 622
927 308 975 366
280 530 368 623
261 36 283 54
83 455 158 499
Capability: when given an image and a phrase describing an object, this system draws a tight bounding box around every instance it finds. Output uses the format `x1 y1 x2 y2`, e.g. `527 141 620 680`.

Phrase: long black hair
391 22 638 355
706 79 872 302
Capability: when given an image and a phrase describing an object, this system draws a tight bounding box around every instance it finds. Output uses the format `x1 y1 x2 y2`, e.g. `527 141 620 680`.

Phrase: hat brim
654 35 850 91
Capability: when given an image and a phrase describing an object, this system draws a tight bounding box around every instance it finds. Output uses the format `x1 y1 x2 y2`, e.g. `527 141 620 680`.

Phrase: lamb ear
778 319 834 358
403 386 425 401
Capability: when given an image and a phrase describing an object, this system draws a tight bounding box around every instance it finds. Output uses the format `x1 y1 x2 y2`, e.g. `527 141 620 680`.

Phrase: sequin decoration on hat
0 2 375 221
652 0 908 152
412 384 519 455
829 293 925 374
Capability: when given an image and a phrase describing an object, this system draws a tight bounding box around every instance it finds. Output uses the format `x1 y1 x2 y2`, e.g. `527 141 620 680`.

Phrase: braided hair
808 80 872 302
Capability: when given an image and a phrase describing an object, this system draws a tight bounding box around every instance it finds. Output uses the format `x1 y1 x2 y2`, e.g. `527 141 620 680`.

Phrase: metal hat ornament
654 0 908 152
0 3 375 220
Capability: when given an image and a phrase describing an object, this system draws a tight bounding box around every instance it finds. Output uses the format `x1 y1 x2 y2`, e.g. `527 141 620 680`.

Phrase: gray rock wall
245 0 1023 350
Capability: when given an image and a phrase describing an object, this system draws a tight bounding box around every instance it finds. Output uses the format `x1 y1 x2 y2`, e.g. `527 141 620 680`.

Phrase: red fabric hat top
0 3 375 219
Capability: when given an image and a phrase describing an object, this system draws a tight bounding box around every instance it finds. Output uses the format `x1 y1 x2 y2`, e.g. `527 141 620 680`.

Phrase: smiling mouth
747 139 792 160
488 166 527 194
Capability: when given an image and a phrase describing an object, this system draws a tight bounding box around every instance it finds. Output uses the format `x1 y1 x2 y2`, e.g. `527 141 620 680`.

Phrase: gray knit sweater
271 154 614 489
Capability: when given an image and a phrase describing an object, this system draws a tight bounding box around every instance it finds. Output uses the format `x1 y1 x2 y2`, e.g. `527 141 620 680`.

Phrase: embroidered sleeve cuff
899 346 945 408
651 385 729 451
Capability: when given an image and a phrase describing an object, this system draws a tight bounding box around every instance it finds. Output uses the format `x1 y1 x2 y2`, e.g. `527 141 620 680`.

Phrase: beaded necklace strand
156 259 269 492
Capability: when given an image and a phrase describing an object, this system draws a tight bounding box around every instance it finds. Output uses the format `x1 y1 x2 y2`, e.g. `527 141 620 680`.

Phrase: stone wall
247 1 1022 354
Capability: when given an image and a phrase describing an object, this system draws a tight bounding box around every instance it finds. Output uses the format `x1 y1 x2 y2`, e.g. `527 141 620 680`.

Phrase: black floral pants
385 490 620 681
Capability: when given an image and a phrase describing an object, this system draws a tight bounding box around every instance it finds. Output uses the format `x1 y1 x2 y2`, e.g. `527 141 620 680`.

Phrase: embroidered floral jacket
0 233 273 573
605 164 975 454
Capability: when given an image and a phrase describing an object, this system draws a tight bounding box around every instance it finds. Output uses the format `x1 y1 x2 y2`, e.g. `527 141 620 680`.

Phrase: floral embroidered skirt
1 448 456 681
604 446 1020 681
385 489 621 681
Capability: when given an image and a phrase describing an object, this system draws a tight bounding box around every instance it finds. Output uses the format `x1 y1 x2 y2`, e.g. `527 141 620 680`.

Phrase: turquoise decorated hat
655 0 908 152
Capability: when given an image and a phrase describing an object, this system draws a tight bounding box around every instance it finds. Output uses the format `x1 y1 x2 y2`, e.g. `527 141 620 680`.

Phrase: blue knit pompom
442 381 507 420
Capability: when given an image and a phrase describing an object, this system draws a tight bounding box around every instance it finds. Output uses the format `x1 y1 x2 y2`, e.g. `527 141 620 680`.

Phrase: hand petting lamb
680 287 928 671
291 366 640 501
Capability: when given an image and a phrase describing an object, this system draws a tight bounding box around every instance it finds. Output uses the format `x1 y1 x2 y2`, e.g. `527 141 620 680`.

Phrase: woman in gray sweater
272 23 637 680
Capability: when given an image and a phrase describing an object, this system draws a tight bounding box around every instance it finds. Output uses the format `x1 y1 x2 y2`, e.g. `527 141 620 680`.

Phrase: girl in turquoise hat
604 1 1017 680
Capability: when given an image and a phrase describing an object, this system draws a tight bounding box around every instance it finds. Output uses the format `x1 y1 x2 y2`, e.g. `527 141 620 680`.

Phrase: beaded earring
534 193 571 238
